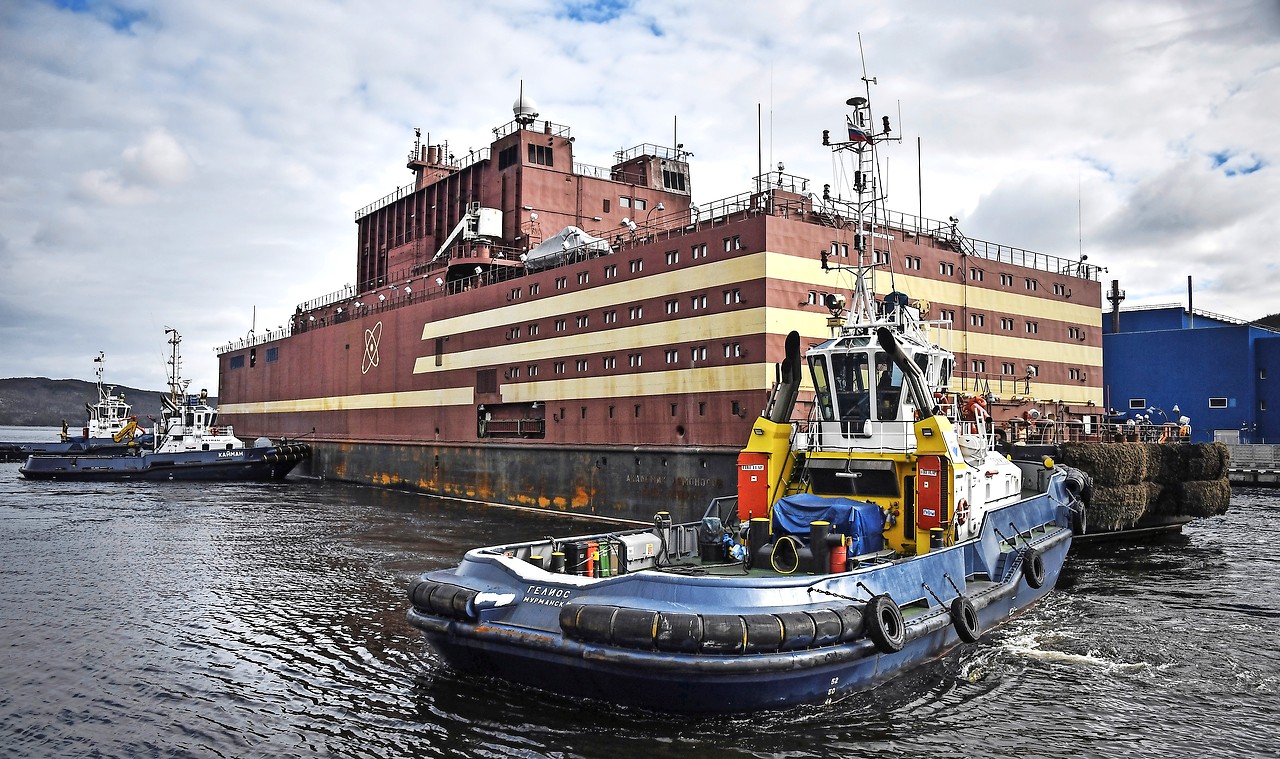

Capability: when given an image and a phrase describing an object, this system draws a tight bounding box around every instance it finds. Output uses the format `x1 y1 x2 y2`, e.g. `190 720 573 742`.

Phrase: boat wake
1000 631 1151 674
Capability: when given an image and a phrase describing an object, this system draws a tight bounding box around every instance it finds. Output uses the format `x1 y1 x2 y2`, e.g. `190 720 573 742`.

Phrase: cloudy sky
1 0 1276 392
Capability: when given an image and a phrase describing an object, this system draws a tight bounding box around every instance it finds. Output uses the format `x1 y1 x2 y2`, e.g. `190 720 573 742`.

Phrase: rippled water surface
2 427 1278 758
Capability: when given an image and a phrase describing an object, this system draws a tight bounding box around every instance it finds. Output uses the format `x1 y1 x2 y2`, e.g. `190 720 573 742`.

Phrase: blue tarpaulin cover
771 493 886 555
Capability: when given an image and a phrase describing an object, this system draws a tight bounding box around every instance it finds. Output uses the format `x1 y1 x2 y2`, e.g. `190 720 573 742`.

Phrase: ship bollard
563 542 583 575
810 521 832 575
746 517 771 568
929 528 944 550
550 551 566 573
809 521 848 574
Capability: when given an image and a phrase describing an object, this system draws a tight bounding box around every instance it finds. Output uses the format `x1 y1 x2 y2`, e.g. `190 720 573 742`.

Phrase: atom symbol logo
361 321 383 374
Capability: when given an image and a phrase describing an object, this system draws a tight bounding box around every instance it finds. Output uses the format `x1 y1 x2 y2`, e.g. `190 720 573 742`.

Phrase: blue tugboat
19 329 309 481
406 85 1091 713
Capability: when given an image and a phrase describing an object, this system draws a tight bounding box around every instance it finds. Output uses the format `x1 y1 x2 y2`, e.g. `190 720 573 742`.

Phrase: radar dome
513 92 539 125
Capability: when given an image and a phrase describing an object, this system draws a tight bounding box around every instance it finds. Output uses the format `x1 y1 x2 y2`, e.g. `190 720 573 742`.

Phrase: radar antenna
512 80 539 127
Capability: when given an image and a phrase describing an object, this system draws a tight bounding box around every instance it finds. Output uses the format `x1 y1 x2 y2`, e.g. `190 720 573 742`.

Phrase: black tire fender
949 595 981 643
1071 506 1087 536
1022 546 1046 589
863 594 905 654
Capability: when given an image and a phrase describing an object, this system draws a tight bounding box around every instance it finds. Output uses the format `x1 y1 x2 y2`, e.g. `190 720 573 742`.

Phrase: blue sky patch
49 0 146 32
1211 149 1266 177
1076 153 1116 181
558 0 632 24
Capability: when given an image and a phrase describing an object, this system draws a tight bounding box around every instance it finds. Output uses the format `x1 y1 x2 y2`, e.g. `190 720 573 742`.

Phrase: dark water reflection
1 451 1277 758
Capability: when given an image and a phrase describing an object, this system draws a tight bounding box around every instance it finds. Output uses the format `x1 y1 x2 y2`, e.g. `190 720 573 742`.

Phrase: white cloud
71 129 191 204
121 129 192 185
74 168 154 205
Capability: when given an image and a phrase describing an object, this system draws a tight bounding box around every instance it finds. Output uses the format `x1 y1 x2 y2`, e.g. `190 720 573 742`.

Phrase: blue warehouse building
1103 305 1280 444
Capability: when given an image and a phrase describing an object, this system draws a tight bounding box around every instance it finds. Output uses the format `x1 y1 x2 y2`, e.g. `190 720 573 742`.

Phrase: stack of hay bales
1056 443 1147 532
1055 442 1230 533
1151 443 1231 519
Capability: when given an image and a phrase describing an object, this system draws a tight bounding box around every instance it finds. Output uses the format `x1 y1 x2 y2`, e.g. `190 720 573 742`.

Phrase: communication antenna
821 33 901 320
164 327 190 402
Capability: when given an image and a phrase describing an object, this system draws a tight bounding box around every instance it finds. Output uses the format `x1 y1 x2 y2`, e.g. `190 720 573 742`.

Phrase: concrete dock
1225 443 1280 486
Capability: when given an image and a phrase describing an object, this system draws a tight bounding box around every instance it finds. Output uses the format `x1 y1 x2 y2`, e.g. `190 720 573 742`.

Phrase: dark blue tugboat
406 83 1091 713
19 329 309 482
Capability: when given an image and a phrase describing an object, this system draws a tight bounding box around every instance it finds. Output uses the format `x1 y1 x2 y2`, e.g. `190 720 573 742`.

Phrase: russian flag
847 116 872 143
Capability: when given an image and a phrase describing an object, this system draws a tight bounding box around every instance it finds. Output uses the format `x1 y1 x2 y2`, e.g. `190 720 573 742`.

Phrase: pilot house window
528 144 553 166
811 351 904 426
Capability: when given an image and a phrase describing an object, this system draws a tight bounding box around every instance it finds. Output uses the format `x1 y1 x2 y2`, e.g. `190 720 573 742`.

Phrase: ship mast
164 328 190 406
93 351 106 402
823 43 899 335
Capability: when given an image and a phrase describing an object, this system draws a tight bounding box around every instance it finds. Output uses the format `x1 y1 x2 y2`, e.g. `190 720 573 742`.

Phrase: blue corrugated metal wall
1102 306 1279 443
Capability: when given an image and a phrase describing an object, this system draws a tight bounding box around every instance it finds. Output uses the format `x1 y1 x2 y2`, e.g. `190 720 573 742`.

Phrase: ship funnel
763 331 802 423
876 327 938 419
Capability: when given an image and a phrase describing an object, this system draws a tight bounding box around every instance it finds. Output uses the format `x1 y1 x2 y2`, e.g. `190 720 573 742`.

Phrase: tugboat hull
414 568 1056 714
408 482 1077 714
18 444 310 481
0 436 154 463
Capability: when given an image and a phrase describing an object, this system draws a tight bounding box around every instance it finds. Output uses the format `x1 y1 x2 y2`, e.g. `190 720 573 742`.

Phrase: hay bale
1211 442 1228 479
1057 443 1146 488
1143 444 1184 485
1146 480 1180 517
1085 483 1149 532
1147 479 1231 518
1180 479 1232 518
1179 443 1226 481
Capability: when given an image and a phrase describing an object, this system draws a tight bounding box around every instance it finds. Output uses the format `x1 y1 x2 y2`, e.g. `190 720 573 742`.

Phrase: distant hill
0 377 214 428
1255 313 1280 331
